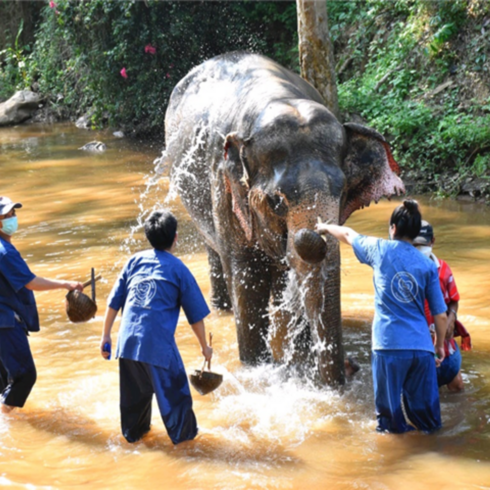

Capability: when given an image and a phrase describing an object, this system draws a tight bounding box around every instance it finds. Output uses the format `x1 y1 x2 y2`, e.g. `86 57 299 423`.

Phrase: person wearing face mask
316 200 447 434
0 196 83 413
413 221 471 392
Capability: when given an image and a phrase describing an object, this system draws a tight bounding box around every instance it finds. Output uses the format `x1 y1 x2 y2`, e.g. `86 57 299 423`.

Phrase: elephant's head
222 99 404 385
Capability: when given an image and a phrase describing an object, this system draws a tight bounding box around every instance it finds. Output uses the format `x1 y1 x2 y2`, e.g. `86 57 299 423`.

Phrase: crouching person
101 209 212 444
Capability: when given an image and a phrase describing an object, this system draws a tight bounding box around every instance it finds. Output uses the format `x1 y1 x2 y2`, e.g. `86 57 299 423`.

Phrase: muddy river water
1 123 490 490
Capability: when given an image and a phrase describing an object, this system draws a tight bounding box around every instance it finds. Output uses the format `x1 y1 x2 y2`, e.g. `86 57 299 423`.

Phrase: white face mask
417 245 432 258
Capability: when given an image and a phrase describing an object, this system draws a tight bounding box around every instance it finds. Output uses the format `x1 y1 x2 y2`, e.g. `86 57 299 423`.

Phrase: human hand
202 345 213 362
315 223 332 235
100 336 112 359
435 346 445 367
66 281 84 292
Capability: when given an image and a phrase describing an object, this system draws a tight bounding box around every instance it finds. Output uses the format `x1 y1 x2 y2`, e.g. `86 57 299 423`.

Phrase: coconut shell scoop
65 268 102 323
190 333 223 396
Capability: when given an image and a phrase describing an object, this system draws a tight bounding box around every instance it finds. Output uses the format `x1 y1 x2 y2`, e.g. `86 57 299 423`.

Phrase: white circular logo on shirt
133 279 157 309
391 271 419 303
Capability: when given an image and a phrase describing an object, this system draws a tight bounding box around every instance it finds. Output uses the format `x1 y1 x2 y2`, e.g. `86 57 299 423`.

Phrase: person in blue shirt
316 200 447 434
100 209 213 445
0 196 83 414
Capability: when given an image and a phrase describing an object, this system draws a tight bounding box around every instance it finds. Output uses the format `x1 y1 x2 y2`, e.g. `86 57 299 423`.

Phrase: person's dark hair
144 209 178 251
389 199 422 240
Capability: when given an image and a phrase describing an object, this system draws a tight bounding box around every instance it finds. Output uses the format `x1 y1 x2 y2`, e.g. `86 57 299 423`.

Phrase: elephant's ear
340 123 405 225
223 132 253 241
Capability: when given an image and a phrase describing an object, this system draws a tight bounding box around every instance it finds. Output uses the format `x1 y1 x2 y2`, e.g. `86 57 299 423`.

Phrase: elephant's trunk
286 202 345 386
293 229 327 264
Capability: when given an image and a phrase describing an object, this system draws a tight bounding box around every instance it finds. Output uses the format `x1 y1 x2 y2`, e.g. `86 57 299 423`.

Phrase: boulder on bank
0 91 42 127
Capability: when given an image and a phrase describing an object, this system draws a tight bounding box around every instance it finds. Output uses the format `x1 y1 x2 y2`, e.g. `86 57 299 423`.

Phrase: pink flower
49 1 56 8
166 73 171 78
120 67 128 79
144 44 156 55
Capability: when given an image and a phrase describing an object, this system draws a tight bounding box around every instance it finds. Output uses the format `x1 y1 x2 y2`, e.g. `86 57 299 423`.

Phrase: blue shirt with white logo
352 235 446 352
108 249 210 369
0 237 38 331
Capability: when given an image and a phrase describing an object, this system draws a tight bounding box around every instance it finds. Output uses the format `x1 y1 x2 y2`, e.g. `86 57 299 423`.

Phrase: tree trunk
296 0 340 118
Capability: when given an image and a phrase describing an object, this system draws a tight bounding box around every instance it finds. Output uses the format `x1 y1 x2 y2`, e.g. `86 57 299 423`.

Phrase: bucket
189 333 223 395
65 269 101 323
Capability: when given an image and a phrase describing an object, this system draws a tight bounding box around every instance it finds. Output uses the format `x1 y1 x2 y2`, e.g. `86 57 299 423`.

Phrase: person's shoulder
354 234 380 247
0 238 7 256
437 257 454 278
0 238 18 257
437 257 451 270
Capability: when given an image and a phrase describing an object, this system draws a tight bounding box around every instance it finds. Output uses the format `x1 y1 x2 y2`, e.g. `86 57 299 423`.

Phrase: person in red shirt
413 221 471 392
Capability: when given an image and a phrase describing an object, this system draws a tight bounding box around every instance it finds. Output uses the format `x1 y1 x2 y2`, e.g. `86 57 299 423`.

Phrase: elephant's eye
266 194 288 216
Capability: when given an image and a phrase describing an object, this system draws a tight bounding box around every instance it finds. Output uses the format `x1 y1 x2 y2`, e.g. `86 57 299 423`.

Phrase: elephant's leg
205 244 232 310
226 250 273 364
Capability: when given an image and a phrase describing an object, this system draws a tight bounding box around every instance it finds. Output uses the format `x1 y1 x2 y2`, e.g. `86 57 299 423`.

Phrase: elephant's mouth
293 229 327 264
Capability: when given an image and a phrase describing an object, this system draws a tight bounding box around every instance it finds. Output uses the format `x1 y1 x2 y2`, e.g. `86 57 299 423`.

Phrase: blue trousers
437 343 461 387
0 321 37 408
372 350 441 434
119 357 197 444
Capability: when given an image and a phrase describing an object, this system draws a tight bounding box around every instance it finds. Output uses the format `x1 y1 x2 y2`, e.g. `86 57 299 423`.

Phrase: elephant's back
165 52 325 141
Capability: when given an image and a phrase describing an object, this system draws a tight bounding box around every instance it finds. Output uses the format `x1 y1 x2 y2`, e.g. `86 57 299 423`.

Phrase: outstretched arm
315 223 359 246
25 276 83 292
191 320 213 362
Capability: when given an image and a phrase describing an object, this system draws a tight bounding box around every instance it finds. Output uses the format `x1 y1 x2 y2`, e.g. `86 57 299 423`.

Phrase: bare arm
446 300 458 340
100 306 118 359
191 320 213 362
25 276 83 292
433 312 447 365
315 223 359 246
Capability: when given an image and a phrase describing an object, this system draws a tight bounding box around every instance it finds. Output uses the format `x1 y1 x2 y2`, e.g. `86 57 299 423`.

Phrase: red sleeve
439 259 460 303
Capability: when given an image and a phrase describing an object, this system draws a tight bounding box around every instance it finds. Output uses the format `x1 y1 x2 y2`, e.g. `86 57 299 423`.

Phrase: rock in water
79 141 107 152
0 91 42 127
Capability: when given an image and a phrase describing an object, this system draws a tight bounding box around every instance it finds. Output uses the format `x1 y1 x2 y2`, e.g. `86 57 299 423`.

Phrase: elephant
163 52 404 386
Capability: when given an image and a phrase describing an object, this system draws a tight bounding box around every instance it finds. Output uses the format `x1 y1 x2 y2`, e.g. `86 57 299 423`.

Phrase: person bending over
413 220 471 392
316 200 447 434
0 197 83 414
101 209 212 444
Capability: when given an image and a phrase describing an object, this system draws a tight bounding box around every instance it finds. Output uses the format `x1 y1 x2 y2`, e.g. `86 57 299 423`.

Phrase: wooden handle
82 274 102 288
208 332 213 371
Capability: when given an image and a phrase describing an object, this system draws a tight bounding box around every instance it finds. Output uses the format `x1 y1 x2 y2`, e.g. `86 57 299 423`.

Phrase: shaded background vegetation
1 0 489 199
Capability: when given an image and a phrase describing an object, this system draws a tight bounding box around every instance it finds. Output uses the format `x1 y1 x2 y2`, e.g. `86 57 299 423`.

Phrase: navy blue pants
372 350 441 434
0 322 37 408
119 358 197 444
437 343 462 387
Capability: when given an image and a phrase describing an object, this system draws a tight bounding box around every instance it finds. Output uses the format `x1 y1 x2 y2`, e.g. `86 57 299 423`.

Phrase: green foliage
331 0 490 186
0 19 32 98
19 0 297 134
